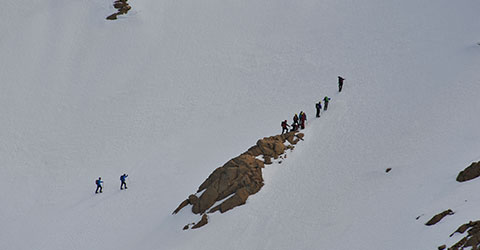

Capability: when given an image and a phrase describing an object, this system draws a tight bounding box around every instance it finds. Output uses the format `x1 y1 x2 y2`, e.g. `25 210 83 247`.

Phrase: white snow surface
1 0 480 249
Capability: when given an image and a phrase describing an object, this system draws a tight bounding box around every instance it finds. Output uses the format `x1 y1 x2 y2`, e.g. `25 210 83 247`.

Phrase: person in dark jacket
323 96 330 110
338 76 345 92
291 114 299 132
120 174 128 190
315 101 322 117
95 177 103 194
281 120 290 134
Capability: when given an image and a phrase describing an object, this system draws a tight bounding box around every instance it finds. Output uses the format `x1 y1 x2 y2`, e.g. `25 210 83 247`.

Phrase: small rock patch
456 161 480 182
425 209 454 226
106 0 132 20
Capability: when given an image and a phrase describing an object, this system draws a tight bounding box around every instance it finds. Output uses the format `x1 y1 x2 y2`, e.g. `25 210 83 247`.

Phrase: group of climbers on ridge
281 76 345 134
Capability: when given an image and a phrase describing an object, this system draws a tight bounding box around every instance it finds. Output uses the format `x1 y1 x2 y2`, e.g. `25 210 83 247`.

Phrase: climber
95 177 103 194
120 174 128 190
315 101 322 117
299 111 307 129
323 96 331 110
338 76 345 92
281 120 290 134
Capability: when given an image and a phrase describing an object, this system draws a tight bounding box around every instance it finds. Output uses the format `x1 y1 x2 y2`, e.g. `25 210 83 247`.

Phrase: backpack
96 180 99 185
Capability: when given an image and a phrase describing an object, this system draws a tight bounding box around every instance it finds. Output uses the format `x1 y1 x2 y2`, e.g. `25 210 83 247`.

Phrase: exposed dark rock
212 187 250 213
106 13 118 20
425 209 454 226
456 161 480 182
106 0 132 20
438 244 446 250
192 214 208 229
446 220 480 249
386 168 392 173
172 199 189 214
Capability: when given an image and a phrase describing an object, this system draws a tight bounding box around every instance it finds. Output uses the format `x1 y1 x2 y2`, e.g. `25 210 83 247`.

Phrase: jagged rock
106 13 118 20
173 199 189 214
245 145 262 157
192 214 208 229
264 156 272 165
451 221 477 237
286 133 295 144
106 0 131 20
173 131 304 228
386 168 392 173
447 220 480 249
209 187 250 213
183 224 189 230
193 188 218 214
296 133 304 140
425 209 454 226
438 245 446 250
457 162 480 182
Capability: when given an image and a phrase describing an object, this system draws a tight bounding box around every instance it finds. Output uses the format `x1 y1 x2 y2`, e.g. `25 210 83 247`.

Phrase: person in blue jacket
95 177 103 194
315 101 322 117
120 174 128 190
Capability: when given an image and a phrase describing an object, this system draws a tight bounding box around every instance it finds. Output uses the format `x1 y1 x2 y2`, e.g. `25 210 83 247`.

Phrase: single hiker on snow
338 76 345 92
323 96 331 111
120 174 128 190
95 177 103 194
315 101 322 117
299 111 307 129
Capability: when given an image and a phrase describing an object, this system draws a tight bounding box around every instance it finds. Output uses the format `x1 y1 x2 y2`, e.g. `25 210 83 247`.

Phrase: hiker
323 96 330 110
291 122 298 132
120 174 128 190
315 101 322 117
338 76 345 92
95 177 103 194
299 111 307 129
281 120 290 134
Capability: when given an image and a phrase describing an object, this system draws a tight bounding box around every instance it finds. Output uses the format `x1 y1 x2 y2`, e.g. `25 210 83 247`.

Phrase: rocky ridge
173 131 304 229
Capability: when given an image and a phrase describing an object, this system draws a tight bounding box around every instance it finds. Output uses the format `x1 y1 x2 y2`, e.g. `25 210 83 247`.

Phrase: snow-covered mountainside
1 0 479 249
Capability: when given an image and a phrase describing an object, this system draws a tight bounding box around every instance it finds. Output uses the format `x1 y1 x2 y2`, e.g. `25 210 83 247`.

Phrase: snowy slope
1 0 479 249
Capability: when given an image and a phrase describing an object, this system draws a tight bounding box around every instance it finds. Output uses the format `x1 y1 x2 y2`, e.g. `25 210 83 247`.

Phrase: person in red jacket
299 111 307 129
281 120 290 134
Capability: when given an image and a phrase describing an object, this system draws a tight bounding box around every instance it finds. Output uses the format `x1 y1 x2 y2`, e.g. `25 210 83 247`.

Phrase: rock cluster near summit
173 131 304 229
447 220 480 249
106 0 132 20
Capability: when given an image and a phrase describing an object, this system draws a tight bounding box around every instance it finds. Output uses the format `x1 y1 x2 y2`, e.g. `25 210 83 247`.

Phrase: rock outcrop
173 131 304 229
425 209 454 226
191 214 208 229
447 220 480 249
456 161 480 182
106 0 132 20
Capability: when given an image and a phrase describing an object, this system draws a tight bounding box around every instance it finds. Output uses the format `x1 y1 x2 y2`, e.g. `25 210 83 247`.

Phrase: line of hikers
281 76 344 134
95 174 128 194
